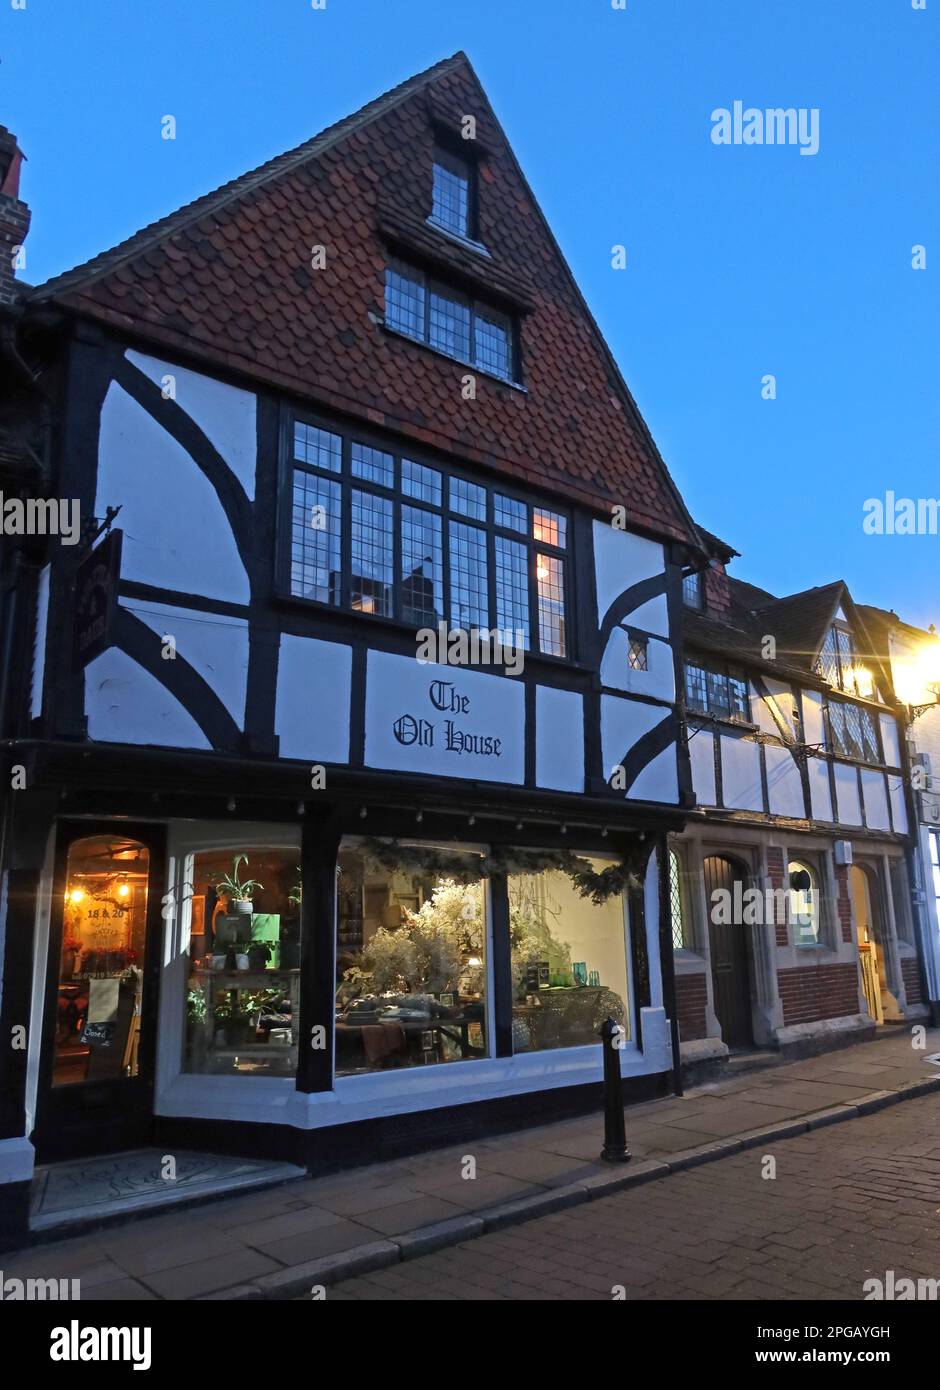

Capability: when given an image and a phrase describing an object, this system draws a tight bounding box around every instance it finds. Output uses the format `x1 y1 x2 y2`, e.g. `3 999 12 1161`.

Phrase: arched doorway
850 862 901 1024
703 853 753 1050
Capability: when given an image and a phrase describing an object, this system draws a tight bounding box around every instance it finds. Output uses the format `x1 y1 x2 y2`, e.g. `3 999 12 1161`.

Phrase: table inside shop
193 968 301 1067
512 985 613 1050
335 1008 485 1068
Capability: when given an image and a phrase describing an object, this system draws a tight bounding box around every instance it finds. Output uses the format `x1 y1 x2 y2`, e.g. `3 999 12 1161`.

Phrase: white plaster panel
765 744 805 818
364 653 525 784
807 755 833 822
879 713 901 768
629 745 679 805
600 695 668 785
861 769 891 831
720 736 763 811
85 647 211 748
600 627 674 701
802 689 825 747
888 774 908 834
689 727 716 805
276 634 352 763
752 677 796 739
98 383 249 603
126 350 256 500
618 593 669 637
593 521 667 635
833 763 863 825
535 686 583 792
122 599 247 726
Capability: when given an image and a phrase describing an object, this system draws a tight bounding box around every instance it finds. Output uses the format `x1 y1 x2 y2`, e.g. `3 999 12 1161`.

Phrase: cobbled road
324 1092 940 1300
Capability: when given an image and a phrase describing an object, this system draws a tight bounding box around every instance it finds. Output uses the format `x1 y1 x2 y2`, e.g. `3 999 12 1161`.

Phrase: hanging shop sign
72 528 123 672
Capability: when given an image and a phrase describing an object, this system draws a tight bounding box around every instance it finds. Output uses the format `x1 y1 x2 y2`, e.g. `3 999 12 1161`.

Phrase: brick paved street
323 1091 940 1301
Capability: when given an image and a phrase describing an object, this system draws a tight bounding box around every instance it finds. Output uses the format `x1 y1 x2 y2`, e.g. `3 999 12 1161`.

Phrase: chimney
0 126 30 308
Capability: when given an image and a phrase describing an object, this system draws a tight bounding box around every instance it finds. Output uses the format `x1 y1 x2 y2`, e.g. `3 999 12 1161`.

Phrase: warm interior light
536 564 549 581
117 882 130 898
68 888 85 905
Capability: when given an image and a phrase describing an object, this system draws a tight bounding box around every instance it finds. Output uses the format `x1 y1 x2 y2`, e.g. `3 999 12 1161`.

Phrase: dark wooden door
34 820 167 1163
704 853 753 1050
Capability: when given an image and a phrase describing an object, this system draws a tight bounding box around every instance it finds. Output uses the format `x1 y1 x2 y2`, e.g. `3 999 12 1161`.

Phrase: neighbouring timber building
0 55 937 1249
670 537 934 1068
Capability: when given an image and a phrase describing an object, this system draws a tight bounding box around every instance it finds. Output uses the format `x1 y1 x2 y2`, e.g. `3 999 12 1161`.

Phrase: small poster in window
80 977 120 1048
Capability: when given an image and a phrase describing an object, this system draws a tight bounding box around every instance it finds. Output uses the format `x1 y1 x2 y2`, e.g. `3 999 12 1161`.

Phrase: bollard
599 1015 631 1163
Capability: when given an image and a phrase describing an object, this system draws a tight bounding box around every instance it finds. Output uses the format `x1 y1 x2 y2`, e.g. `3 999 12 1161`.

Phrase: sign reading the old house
72 529 123 672
365 650 525 784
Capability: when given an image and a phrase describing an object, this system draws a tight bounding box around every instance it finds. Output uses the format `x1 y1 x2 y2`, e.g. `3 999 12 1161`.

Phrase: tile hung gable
32 52 696 547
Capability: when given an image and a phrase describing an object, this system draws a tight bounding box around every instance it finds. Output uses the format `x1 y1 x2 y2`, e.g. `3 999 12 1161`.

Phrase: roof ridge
752 578 845 612
31 50 469 302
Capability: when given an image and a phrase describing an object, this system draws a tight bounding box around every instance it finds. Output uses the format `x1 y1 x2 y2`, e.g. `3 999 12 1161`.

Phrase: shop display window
183 846 302 1077
507 860 630 1053
335 840 488 1075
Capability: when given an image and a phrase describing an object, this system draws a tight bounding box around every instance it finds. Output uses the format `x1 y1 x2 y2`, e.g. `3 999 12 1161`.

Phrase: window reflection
508 861 629 1053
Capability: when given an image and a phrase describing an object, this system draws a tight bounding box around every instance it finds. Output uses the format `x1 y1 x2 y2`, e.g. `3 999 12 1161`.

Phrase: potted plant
214 854 263 916
247 940 271 972
213 1001 255 1047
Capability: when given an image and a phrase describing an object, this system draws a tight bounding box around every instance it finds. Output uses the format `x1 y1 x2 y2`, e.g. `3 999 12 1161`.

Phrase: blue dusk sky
2 0 937 627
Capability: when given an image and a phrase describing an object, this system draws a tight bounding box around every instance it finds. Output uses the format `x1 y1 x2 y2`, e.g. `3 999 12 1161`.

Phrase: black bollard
599 1016 631 1163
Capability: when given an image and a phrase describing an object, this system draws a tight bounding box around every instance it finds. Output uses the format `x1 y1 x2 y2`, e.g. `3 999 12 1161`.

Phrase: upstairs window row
685 660 750 723
385 259 516 383
287 420 569 656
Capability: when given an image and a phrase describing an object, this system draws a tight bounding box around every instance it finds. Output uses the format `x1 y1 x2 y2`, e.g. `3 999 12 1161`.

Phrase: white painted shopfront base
0 1136 35 1185
153 1006 674 1129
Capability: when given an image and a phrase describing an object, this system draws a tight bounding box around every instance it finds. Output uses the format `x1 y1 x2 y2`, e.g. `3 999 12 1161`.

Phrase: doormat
30 1148 304 1231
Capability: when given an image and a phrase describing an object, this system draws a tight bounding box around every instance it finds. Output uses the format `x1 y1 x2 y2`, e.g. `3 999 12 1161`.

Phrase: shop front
1 747 680 1244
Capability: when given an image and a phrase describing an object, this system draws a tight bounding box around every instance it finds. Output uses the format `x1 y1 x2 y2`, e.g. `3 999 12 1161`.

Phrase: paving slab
8 1026 940 1299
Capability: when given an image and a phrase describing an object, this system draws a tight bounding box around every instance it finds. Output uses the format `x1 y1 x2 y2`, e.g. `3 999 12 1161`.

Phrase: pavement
4 1026 940 1301
324 1085 940 1302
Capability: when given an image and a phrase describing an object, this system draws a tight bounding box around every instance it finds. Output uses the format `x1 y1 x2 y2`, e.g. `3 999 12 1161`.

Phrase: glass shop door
33 821 167 1162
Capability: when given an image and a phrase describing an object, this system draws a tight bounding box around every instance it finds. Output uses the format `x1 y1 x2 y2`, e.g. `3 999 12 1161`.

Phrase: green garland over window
357 838 642 903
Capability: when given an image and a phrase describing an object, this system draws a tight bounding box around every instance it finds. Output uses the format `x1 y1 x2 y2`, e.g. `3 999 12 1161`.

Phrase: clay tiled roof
30 52 699 547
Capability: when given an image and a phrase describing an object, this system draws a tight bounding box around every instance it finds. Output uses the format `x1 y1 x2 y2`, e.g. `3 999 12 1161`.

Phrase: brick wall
834 863 854 944
675 971 709 1041
902 957 924 1005
766 847 788 946
778 962 860 1026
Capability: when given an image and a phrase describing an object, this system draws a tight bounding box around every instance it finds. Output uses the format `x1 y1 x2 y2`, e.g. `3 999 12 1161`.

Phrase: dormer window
431 147 473 238
384 259 516 383
817 622 874 697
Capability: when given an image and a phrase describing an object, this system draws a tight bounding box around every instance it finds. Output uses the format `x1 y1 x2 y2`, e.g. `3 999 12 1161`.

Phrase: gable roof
29 53 700 549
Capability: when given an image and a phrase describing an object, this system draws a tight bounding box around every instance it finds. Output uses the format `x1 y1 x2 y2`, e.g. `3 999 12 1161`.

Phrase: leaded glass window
287 416 569 654
383 261 517 382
